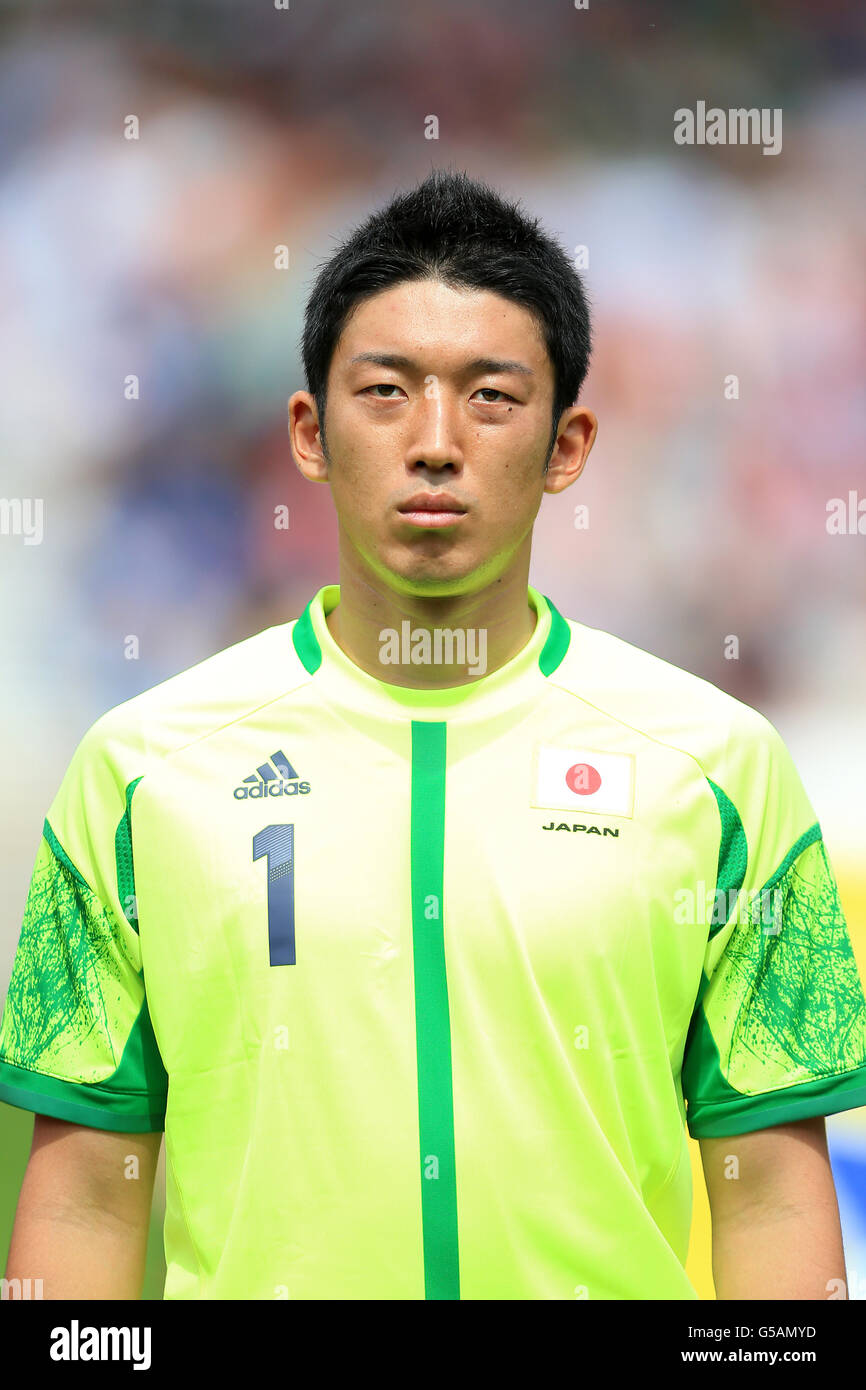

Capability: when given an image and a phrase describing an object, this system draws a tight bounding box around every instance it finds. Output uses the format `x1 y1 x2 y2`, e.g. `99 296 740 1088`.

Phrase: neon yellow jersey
2 583 866 1300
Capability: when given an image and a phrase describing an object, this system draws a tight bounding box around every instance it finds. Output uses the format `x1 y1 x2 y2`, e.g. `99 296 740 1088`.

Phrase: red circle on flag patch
565 762 602 795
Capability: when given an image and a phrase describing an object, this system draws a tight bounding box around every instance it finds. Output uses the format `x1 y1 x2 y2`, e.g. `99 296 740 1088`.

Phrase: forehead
333 279 549 371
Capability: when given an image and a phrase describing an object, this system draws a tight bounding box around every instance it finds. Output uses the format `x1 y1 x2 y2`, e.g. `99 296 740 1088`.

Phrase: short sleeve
682 709 866 1138
0 717 167 1132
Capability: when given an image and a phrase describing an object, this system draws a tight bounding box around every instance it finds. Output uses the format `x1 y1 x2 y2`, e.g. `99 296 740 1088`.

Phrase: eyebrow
347 351 535 378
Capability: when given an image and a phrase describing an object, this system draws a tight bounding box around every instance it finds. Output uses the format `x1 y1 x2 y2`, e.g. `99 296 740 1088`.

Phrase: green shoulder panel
0 788 167 1131
684 818 866 1136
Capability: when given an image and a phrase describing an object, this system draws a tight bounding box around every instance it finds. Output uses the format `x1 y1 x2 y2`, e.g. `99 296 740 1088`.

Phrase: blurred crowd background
1 0 865 1299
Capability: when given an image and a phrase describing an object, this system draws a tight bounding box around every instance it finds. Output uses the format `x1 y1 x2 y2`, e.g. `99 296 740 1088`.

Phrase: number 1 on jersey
253 824 296 966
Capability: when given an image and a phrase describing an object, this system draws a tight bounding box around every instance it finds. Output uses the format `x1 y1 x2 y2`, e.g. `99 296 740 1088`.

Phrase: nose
407 383 464 472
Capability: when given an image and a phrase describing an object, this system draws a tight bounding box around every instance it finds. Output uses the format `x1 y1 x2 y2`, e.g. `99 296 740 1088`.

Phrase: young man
2 168 866 1301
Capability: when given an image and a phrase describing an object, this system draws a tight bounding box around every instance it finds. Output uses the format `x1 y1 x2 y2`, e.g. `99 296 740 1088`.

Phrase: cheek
492 455 543 495
482 490 536 533
332 473 383 531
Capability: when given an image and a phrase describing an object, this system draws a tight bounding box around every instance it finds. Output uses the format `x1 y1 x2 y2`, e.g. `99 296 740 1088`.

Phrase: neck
325 555 537 690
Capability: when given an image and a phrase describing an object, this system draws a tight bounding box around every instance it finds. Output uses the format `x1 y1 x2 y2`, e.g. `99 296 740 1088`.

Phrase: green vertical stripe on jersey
410 720 460 1300
115 776 143 935
705 779 747 938
292 597 322 673
538 594 571 675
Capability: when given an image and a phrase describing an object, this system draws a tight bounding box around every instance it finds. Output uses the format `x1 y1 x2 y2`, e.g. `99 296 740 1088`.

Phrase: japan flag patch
530 745 635 818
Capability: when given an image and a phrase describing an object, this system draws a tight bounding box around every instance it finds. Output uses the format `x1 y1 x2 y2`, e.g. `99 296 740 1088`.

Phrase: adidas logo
233 749 311 800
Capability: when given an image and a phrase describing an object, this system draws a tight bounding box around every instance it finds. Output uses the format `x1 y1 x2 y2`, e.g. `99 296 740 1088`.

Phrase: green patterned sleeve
0 718 167 1133
683 709 866 1138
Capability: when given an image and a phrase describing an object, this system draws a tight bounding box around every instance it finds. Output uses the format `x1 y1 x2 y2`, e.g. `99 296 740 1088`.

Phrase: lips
397 493 467 514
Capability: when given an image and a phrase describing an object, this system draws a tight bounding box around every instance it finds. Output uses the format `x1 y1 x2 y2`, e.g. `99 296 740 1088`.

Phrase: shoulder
56 620 309 796
553 614 776 759
550 611 817 864
553 614 800 800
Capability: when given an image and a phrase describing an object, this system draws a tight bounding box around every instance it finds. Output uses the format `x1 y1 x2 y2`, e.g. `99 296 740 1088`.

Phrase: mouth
397 493 468 528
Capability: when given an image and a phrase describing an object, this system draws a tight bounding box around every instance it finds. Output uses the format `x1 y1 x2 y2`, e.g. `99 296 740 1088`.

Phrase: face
289 278 596 597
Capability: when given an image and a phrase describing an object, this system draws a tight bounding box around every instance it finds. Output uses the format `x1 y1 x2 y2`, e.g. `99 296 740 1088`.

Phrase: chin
383 565 480 598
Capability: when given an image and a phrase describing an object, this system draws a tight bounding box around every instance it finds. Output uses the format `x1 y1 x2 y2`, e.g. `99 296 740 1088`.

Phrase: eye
473 388 515 403
363 383 404 398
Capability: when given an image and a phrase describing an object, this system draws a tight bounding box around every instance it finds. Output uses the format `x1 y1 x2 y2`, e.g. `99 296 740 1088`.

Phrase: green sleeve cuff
0 1058 166 1133
687 1064 866 1137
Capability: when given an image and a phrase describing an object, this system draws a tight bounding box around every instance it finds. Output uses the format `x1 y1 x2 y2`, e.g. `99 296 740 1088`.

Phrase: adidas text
234 780 311 800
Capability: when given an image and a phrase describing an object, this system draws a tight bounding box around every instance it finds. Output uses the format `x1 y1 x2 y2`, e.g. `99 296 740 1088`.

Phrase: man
2 168 866 1300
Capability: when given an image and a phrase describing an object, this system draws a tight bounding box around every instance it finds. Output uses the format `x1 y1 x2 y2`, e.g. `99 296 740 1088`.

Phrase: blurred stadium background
1 0 864 1300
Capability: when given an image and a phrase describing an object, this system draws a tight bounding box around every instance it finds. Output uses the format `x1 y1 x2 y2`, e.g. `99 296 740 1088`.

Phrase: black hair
300 167 592 471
